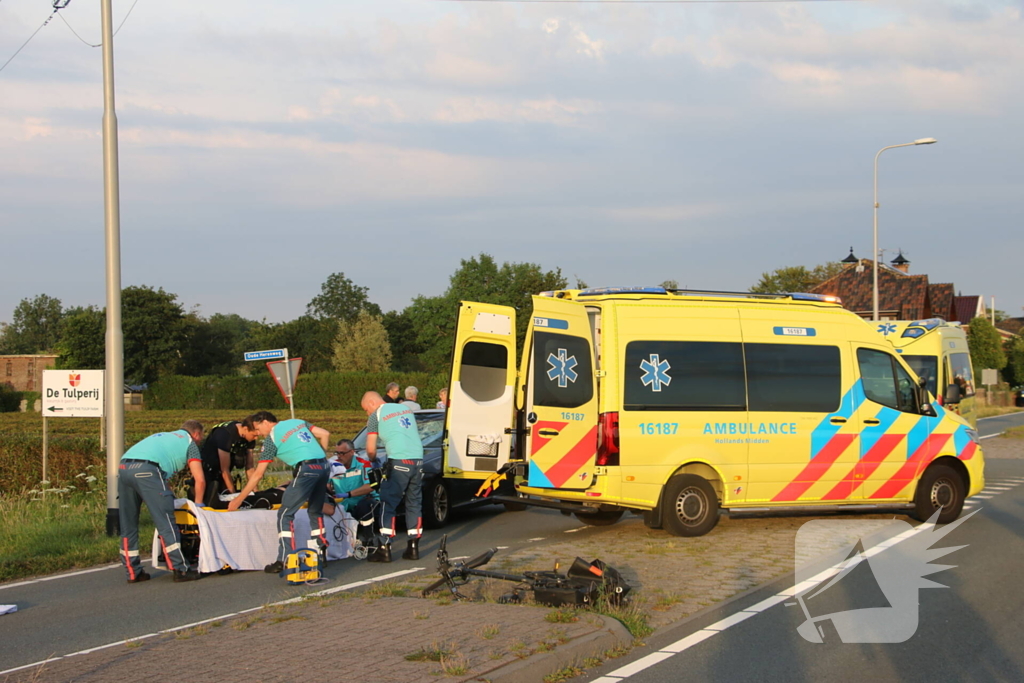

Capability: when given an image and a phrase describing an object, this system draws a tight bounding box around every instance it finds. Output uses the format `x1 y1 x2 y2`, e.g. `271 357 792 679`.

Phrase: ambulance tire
912 464 965 524
423 479 451 529
574 510 624 526
663 475 719 537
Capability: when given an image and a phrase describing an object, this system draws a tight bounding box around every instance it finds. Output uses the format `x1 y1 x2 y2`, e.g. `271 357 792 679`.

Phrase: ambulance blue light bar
901 327 926 339
787 292 843 304
908 317 944 330
578 287 668 296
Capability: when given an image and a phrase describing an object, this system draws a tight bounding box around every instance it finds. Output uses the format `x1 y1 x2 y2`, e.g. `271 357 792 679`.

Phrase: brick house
810 252 961 322
1 355 58 392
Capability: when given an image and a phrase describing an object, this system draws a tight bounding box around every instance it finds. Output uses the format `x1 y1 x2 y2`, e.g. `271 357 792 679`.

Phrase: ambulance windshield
903 354 938 397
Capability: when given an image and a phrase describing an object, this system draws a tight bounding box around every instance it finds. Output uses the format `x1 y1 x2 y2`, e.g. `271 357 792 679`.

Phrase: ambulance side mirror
944 383 962 406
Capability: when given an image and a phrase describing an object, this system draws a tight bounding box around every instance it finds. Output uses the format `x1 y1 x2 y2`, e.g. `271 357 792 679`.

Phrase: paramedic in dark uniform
227 411 331 575
360 391 424 562
325 438 379 547
118 420 205 583
198 420 258 507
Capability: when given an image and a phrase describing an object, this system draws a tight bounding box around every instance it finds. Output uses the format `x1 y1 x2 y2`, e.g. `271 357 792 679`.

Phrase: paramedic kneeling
326 439 379 547
227 411 331 575
360 391 424 562
118 420 206 583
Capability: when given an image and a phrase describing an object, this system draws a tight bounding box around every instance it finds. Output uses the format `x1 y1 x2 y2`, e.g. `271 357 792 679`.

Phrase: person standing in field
384 382 402 403
436 388 448 410
118 420 206 583
360 391 424 562
226 411 331 575
402 386 422 411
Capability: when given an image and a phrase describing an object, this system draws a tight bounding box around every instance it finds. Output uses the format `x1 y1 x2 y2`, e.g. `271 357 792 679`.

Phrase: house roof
928 283 955 322
810 259 932 319
954 295 984 324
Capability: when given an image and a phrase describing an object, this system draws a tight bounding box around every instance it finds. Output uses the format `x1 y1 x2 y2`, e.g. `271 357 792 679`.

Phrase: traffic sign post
42 370 105 483
243 348 299 419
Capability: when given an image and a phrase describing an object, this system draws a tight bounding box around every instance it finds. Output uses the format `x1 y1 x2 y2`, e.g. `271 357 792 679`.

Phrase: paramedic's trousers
118 459 192 579
277 458 330 563
379 459 423 540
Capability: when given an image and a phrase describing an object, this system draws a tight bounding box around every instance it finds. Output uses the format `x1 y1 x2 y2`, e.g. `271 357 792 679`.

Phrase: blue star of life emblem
877 323 897 336
546 348 578 388
400 416 412 429
297 431 312 443
640 354 672 392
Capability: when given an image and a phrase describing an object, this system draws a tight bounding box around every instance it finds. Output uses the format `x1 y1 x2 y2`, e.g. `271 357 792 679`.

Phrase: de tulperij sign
42 369 105 417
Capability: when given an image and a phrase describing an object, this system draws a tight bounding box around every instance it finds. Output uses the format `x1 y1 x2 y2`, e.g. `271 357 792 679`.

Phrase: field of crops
0 410 369 494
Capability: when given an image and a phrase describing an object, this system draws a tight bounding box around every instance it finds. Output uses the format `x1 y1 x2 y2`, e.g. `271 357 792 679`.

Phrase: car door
523 296 599 490
444 301 517 476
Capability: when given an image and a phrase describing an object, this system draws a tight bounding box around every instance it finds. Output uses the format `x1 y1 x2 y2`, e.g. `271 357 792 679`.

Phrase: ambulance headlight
966 429 980 445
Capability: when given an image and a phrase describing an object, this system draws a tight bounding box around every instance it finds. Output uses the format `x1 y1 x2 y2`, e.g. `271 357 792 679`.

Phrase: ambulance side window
532 331 594 408
624 341 745 411
857 348 917 413
746 344 841 413
460 342 508 402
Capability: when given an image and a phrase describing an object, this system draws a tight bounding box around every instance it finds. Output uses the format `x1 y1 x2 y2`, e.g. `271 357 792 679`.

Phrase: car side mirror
944 383 962 405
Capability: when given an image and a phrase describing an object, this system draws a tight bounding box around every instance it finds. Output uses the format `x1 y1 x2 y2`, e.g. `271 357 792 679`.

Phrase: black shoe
402 539 420 561
368 544 392 563
173 569 200 582
127 570 151 584
264 561 284 574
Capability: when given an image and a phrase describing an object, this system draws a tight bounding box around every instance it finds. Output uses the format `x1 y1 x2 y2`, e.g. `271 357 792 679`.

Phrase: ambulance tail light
596 412 620 466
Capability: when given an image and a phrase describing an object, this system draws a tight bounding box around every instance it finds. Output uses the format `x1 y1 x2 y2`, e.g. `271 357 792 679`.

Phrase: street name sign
243 348 287 362
42 370 105 417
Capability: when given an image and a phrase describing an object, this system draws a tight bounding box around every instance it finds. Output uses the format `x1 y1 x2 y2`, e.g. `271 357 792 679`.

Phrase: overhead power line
0 7 60 75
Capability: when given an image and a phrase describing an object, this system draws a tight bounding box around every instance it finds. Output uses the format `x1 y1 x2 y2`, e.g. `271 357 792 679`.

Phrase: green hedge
145 372 449 411
0 385 23 413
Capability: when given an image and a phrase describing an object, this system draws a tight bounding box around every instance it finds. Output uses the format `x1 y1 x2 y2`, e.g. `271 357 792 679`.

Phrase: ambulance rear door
444 301 517 476
523 296 599 490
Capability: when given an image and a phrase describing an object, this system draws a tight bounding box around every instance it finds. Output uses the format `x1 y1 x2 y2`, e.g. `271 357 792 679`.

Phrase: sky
1 0 1021 326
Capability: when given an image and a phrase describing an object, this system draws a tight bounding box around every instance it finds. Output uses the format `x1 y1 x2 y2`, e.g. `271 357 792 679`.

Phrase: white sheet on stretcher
152 499 355 573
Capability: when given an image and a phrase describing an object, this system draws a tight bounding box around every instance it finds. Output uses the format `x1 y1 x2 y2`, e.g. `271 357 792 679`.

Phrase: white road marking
0 567 423 677
564 527 585 533
979 433 1002 440
599 519 954 681
528 537 546 542
0 563 121 592
974 495 995 499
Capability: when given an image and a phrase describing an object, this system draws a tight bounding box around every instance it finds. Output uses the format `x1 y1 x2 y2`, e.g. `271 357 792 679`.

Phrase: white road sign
42 370 105 417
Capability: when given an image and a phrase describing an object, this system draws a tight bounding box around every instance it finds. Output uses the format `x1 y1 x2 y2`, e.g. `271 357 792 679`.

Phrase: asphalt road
585 457 1024 683
0 502 581 672
978 410 1024 438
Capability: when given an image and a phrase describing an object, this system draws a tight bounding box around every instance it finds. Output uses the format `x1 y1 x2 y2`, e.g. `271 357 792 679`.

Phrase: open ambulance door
523 296 599 490
444 301 517 477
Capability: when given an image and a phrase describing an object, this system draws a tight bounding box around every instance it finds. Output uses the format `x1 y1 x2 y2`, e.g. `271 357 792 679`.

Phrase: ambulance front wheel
663 475 719 537
912 464 965 524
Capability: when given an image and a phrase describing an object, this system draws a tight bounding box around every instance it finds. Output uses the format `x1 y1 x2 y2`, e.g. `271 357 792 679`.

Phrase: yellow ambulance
875 318 977 428
443 287 984 536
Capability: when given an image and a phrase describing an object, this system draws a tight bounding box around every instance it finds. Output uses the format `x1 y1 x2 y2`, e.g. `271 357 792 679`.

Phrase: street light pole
100 0 124 536
872 138 937 322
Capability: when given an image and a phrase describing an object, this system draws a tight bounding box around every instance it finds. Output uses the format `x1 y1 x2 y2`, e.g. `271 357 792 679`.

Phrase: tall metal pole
101 0 124 537
872 138 937 322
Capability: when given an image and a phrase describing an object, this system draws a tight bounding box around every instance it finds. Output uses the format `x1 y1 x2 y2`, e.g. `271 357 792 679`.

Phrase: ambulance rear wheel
423 479 451 529
663 475 719 537
574 510 624 526
912 464 965 524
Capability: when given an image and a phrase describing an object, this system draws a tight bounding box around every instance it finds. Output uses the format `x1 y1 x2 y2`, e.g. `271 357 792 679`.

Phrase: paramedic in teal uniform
360 391 424 563
118 420 206 583
227 411 331 575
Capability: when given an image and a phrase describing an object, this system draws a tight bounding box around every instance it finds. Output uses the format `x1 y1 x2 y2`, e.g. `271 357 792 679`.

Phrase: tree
1002 335 1024 388
660 280 679 290
0 294 63 354
242 315 338 374
121 286 188 385
749 263 845 294
55 306 105 370
333 310 392 372
382 309 425 372
406 254 567 372
179 312 256 376
967 316 1007 380
306 272 380 323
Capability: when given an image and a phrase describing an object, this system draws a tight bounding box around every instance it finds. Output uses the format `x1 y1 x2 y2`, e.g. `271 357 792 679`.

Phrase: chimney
891 250 910 274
